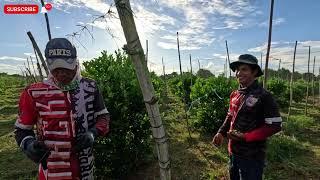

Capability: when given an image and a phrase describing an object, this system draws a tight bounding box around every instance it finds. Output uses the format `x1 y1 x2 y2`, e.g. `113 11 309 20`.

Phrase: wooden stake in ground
177 32 182 75
27 31 49 76
146 40 148 66
225 40 231 78
312 56 316 107
40 0 52 40
34 49 44 80
287 41 298 120
30 56 38 82
114 1 171 179
305 46 311 115
260 52 263 70
319 67 320 105
278 58 281 79
263 0 275 89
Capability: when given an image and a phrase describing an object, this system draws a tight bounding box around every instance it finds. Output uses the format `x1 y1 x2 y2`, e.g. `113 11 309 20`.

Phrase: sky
0 0 320 76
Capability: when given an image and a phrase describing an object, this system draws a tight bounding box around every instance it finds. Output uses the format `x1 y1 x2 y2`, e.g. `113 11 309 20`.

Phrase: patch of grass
284 115 315 135
0 133 37 179
0 120 15 136
0 106 18 116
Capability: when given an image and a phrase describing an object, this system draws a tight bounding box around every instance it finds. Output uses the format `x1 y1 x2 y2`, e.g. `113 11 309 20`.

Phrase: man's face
51 67 77 85
235 64 257 87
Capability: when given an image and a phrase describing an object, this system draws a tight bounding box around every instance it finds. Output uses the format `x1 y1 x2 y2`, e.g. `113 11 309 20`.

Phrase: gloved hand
75 128 98 152
227 130 245 141
23 137 51 166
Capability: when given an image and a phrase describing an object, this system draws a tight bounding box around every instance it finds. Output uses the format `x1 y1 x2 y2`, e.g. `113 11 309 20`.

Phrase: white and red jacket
15 77 109 180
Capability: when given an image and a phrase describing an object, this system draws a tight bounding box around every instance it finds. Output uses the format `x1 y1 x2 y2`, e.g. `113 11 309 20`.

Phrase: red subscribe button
4 4 39 14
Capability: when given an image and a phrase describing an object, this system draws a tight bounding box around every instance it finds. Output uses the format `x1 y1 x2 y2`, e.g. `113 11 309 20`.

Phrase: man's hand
75 128 98 152
23 138 51 164
227 130 245 141
212 133 224 147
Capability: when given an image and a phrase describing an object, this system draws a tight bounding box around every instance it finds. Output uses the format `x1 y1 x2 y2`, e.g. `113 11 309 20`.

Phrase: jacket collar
238 80 259 94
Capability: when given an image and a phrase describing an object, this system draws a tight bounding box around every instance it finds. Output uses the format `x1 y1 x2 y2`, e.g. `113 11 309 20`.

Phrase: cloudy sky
1 0 320 76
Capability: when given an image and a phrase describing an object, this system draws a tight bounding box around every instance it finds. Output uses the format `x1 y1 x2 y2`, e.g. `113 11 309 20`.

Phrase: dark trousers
229 155 265 180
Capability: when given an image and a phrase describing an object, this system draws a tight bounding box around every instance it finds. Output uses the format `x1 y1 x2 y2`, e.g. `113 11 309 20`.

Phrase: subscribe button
4 4 39 14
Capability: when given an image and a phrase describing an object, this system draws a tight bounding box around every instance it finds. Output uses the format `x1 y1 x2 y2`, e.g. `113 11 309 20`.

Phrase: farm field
0 71 319 180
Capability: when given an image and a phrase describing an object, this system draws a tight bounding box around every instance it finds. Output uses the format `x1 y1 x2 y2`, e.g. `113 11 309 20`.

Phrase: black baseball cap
45 38 77 71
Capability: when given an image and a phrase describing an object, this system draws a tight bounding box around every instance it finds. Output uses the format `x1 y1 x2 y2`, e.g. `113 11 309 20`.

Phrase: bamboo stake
146 39 148 66
27 31 49 76
34 50 44 80
114 1 171 179
287 41 297 120
312 56 316 107
225 40 231 78
30 56 38 82
305 46 311 115
177 32 182 75
40 0 52 40
263 0 275 89
189 54 193 86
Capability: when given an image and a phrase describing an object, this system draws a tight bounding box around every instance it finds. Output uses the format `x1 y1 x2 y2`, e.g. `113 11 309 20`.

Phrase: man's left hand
75 128 98 151
227 130 245 141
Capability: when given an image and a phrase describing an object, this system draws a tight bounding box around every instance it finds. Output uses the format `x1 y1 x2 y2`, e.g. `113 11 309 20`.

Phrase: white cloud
55 26 61 29
0 56 26 61
259 18 286 27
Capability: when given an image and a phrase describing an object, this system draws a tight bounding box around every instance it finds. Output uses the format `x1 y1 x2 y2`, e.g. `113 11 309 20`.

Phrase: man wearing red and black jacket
14 38 110 179
212 54 282 180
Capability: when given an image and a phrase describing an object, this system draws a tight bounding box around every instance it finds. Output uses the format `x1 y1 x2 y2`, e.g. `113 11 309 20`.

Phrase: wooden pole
318 67 320 105
278 59 281 79
312 56 316 107
305 46 311 115
34 49 44 80
189 54 193 86
146 40 148 66
177 32 182 75
27 31 49 76
225 40 231 78
40 0 52 40
263 0 275 89
189 54 193 75
260 52 263 70
287 41 297 120
198 59 200 71
114 1 171 179
29 56 38 82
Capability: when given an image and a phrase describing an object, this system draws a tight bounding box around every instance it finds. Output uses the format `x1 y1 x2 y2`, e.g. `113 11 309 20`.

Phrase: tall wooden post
288 41 298 120
198 59 200 71
225 40 231 78
260 52 263 70
189 54 192 75
114 1 171 179
27 31 49 76
146 40 148 66
263 0 275 89
305 46 311 115
29 56 38 82
177 32 182 75
312 56 316 107
278 59 281 79
40 0 52 40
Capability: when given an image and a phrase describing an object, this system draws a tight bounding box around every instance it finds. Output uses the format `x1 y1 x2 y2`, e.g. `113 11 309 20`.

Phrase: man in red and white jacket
212 54 282 180
14 38 110 179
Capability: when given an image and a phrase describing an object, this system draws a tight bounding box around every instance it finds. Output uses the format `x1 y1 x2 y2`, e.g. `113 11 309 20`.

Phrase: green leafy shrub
83 50 151 178
267 78 289 108
168 72 197 105
189 77 237 133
